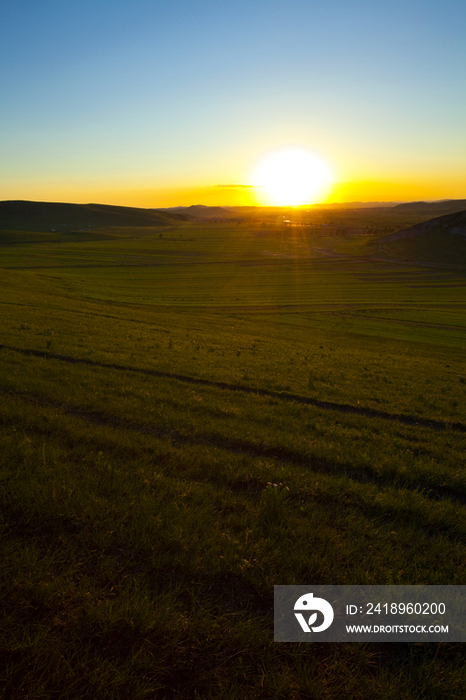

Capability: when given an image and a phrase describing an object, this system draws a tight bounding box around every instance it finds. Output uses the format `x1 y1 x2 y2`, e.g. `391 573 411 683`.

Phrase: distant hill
392 200 466 215
0 200 187 231
228 200 466 213
161 205 236 219
380 209 466 267
385 209 466 241
307 201 405 209
410 209 466 235
227 203 404 212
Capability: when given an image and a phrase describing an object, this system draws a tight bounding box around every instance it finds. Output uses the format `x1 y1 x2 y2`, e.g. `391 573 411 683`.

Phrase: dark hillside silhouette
0 200 187 231
393 200 466 215
162 205 236 219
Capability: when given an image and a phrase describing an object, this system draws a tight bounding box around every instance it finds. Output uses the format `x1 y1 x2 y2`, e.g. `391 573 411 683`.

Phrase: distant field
2 223 465 343
1 218 466 698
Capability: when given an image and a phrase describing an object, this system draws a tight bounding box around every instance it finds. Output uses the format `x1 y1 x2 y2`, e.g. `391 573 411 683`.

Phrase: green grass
1 219 466 698
379 229 466 267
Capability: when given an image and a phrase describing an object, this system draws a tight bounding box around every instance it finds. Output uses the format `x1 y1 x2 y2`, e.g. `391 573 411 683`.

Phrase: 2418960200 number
366 602 446 615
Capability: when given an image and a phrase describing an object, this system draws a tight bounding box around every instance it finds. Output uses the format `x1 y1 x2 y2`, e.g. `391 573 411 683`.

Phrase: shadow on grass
2 384 466 513
1 344 465 434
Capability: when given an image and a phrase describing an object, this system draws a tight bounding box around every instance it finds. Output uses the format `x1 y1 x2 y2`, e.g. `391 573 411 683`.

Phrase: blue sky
1 0 465 205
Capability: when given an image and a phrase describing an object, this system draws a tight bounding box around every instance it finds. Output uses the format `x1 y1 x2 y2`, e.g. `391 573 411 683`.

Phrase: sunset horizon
2 180 464 211
2 2 464 213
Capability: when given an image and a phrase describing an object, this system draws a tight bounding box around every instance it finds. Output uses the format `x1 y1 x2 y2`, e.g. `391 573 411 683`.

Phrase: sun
251 148 334 206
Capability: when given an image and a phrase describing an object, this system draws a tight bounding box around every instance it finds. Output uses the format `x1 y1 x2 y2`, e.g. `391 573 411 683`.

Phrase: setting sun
251 149 334 206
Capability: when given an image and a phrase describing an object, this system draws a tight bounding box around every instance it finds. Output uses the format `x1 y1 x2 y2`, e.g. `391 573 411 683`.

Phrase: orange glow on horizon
1 175 464 209
329 177 466 204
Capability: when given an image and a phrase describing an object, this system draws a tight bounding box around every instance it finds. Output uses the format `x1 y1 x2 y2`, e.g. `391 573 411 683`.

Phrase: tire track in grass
2 385 466 510
1 343 465 434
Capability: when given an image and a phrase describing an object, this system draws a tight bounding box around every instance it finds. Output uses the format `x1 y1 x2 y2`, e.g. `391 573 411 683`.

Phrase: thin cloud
215 183 256 190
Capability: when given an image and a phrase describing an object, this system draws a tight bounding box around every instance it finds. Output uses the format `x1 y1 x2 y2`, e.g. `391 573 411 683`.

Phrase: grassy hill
407 209 466 234
392 200 466 215
162 205 237 219
0 200 187 232
379 209 466 266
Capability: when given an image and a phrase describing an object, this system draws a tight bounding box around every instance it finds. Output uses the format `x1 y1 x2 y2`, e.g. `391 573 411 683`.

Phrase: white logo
294 592 334 632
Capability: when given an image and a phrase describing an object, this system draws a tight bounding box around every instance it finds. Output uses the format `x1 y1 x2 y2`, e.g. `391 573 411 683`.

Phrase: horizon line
2 197 465 210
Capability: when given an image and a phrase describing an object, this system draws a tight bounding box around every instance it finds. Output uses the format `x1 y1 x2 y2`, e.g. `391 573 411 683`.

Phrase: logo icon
294 592 334 633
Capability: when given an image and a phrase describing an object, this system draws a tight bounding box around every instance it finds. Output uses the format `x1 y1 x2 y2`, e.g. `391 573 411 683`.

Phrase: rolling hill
0 200 187 231
392 199 466 215
161 205 237 219
379 209 466 266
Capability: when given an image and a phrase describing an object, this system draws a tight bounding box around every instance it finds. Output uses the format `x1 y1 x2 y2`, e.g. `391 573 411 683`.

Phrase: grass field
1 214 466 698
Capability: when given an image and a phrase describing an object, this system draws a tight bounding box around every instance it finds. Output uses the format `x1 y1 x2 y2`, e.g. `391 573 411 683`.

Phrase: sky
1 0 465 207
